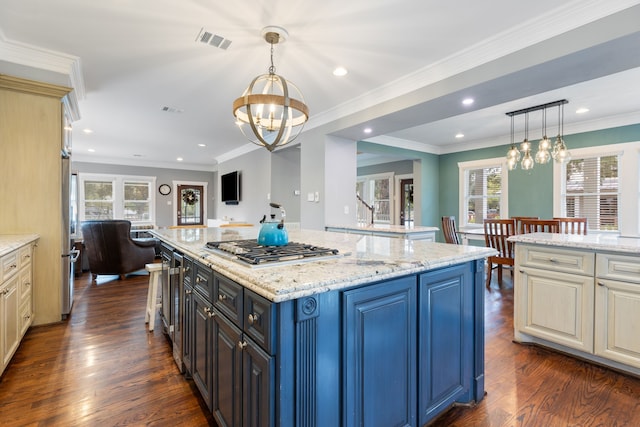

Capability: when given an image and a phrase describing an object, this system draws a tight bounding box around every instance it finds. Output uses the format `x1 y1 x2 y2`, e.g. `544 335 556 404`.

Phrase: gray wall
271 146 301 223
72 161 215 227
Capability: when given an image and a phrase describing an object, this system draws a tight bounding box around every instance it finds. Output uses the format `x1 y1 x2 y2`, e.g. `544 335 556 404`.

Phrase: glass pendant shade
552 135 571 163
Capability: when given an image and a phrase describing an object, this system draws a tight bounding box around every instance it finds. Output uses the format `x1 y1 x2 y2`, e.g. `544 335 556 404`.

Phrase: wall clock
158 184 171 195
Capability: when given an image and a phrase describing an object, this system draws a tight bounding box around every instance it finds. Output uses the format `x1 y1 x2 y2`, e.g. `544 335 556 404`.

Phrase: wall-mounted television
220 170 241 204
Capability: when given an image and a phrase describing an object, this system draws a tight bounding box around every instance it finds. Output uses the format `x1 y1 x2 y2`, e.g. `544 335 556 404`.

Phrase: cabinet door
595 279 640 368
1 276 20 369
419 263 472 426
212 312 243 427
517 267 594 352
192 291 213 409
182 284 194 375
242 338 274 427
343 276 417 427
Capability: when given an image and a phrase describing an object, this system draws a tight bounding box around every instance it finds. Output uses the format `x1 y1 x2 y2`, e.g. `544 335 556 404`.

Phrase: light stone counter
151 227 495 302
325 223 439 240
508 232 640 254
0 234 40 257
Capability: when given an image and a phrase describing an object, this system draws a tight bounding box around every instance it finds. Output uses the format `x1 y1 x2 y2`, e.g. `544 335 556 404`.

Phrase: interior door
177 185 204 226
400 179 414 226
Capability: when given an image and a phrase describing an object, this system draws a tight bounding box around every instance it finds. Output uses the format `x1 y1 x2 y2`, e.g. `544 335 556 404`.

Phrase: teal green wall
439 123 640 230
358 141 440 230
360 123 640 242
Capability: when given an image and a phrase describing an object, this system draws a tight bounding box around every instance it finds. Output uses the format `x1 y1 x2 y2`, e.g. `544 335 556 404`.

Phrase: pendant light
232 26 309 152
551 102 571 163
535 107 551 164
520 112 534 170
506 114 520 171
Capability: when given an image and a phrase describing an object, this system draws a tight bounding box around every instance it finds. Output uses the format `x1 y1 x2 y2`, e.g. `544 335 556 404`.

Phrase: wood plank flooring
1 269 640 426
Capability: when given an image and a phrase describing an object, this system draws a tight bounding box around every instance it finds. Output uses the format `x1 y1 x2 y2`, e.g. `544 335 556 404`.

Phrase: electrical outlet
314 192 320 202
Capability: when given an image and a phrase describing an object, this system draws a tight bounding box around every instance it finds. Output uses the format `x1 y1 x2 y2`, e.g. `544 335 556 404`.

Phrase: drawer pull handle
185 288 192 294
248 313 260 325
238 340 248 351
203 306 215 318
218 294 227 301
196 277 201 284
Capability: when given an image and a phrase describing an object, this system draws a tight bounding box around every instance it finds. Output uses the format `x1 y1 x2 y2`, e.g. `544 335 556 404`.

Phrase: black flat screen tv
220 170 240 204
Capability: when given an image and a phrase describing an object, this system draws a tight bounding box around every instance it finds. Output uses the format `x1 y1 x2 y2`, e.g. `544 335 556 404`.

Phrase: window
458 158 508 227
357 173 393 224
79 173 156 224
554 141 640 235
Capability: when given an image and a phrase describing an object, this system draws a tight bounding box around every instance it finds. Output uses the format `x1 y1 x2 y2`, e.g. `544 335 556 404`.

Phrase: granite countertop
0 234 40 257
508 232 640 254
326 224 439 233
151 227 494 302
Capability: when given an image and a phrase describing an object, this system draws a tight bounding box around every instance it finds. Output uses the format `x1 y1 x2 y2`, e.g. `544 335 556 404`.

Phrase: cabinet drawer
1 251 19 281
182 256 194 288
214 273 243 327
19 268 32 304
518 245 594 276
19 245 32 267
596 253 640 284
19 297 33 336
194 262 213 302
244 289 275 355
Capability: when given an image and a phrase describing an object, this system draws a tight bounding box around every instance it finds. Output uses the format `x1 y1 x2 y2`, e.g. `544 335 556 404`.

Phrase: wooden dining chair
554 217 588 235
441 216 461 244
520 219 560 234
484 218 517 288
511 216 539 234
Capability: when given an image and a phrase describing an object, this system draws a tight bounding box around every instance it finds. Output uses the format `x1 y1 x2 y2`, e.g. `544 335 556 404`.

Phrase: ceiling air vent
196 28 232 50
161 106 184 114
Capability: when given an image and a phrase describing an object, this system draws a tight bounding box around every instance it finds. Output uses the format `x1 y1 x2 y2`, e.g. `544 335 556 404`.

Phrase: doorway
176 184 204 226
399 178 414 226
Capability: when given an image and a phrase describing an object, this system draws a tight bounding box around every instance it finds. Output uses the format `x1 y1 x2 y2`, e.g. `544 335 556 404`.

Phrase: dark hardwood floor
1 268 640 426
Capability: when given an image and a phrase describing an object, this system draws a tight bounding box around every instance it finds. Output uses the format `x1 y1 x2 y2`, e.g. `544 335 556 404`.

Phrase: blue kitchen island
151 227 494 426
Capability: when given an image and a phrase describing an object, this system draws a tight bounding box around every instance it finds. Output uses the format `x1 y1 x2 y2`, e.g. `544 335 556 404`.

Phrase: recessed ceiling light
83 129 93 134
333 67 348 77
576 108 590 114
455 133 465 138
462 98 474 106
177 157 183 161
88 148 95 152
363 127 372 134
198 143 206 147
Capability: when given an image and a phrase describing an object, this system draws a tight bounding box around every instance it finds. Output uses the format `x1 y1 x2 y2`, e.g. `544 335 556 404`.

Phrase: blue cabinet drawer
243 289 275 355
194 262 213 301
214 273 243 326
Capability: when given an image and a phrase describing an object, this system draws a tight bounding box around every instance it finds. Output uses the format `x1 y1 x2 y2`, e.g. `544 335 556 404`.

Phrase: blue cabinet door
242 338 274 427
192 290 213 410
212 311 243 427
343 276 417 427
418 263 473 425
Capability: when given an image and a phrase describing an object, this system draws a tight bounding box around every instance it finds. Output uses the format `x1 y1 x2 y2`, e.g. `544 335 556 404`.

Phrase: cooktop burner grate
205 239 340 266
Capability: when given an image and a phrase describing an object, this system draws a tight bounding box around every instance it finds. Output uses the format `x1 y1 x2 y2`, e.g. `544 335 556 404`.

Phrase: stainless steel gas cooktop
205 239 340 267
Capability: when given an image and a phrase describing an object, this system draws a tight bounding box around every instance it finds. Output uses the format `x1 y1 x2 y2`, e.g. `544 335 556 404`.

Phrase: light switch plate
307 192 315 202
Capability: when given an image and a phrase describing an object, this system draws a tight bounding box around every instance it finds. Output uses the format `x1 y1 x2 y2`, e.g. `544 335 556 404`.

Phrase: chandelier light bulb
521 151 534 170
507 156 518 171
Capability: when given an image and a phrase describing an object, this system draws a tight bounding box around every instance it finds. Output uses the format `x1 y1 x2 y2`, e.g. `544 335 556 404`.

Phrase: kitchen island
151 227 494 426
509 232 640 377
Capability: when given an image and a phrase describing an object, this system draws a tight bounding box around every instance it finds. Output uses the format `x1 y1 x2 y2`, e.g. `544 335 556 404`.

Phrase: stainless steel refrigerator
61 152 80 318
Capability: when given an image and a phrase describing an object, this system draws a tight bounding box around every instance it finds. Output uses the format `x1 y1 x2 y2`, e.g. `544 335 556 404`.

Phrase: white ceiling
1 0 640 170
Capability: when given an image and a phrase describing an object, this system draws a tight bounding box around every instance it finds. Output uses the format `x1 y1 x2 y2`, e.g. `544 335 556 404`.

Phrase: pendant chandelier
505 99 569 171
232 26 309 152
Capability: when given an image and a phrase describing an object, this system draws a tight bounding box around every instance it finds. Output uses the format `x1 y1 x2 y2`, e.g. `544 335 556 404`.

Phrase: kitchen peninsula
151 227 495 426
510 232 640 377
325 223 439 240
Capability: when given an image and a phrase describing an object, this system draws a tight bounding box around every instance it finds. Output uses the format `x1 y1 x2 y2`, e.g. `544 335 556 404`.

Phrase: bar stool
145 263 163 331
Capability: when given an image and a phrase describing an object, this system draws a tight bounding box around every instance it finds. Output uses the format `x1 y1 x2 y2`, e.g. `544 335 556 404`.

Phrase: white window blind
561 154 619 231
465 166 502 224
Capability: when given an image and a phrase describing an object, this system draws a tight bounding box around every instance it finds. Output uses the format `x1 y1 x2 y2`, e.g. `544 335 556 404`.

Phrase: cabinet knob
238 341 248 351
597 281 605 287
196 276 201 284
218 294 227 301
248 313 260 325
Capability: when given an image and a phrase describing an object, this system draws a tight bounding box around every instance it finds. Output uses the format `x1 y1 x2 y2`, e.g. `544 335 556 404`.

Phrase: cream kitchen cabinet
595 252 640 369
1 241 35 375
514 244 595 353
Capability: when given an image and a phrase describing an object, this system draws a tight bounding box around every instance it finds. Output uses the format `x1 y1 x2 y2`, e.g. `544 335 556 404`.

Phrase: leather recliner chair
81 220 158 281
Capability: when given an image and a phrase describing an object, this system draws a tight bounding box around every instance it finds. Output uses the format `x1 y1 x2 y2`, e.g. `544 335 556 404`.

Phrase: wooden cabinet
595 253 640 368
1 241 36 375
515 244 595 353
0 75 72 325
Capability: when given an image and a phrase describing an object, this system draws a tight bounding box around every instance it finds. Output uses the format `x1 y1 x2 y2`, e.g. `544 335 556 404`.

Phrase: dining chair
441 216 461 244
520 219 560 234
511 216 539 234
554 217 588 235
484 218 517 288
